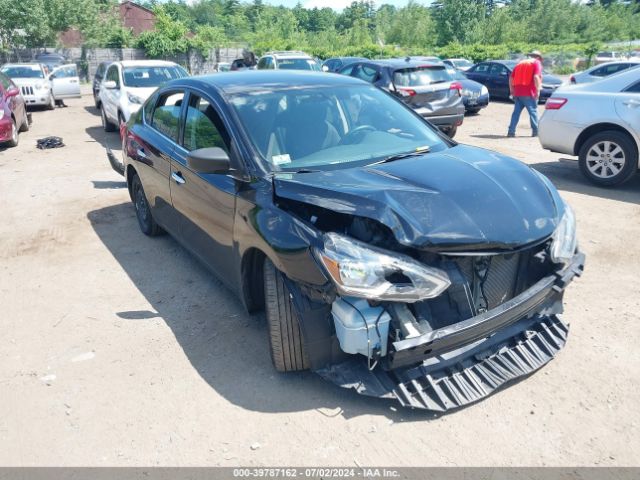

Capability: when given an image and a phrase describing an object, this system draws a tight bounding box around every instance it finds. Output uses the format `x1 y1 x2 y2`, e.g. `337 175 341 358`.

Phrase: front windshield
229 84 448 172
277 59 319 71
393 66 452 86
123 65 188 88
1 65 44 79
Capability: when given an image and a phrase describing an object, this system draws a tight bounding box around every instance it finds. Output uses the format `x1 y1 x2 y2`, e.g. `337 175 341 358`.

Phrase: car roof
355 58 444 69
168 70 368 95
116 60 181 67
264 51 313 59
569 64 640 93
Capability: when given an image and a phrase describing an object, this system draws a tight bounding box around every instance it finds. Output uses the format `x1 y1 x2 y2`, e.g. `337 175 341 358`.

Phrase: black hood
273 145 563 251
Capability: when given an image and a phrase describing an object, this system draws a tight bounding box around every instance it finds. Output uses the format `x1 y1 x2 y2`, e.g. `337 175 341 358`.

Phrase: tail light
450 81 462 96
545 97 568 110
398 88 416 97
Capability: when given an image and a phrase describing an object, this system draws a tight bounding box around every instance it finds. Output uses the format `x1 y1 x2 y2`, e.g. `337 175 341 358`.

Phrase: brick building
119 1 157 36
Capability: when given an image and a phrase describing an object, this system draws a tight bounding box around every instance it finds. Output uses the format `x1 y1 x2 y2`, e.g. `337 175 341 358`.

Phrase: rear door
465 62 490 85
132 90 185 232
50 64 81 99
488 63 510 98
169 90 238 279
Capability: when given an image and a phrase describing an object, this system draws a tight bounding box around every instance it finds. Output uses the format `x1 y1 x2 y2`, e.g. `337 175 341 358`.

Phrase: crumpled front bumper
316 251 585 412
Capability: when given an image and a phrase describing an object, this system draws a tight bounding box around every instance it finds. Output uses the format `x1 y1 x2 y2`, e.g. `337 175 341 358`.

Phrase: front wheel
263 257 309 372
445 125 457 139
131 174 163 236
578 130 638 187
4 118 18 147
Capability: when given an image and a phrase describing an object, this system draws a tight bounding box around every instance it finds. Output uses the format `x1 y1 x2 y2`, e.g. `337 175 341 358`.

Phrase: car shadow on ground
532 158 640 205
87 202 436 421
83 105 100 117
92 180 126 189
85 124 121 152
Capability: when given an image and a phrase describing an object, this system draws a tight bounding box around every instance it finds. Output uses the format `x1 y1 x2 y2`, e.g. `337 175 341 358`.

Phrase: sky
178 0 429 12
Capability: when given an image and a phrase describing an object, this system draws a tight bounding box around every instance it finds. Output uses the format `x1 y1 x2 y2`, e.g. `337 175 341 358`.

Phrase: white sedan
98 60 188 133
538 68 640 186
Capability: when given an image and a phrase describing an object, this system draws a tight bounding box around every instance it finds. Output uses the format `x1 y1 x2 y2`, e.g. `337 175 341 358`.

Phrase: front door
169 91 238 280
50 64 81 99
615 80 640 132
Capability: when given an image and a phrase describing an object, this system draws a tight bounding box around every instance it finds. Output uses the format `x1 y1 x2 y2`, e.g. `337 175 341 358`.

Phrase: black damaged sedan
119 71 584 412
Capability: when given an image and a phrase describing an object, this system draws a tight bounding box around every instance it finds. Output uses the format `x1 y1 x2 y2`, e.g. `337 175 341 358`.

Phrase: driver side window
182 94 230 153
106 66 120 87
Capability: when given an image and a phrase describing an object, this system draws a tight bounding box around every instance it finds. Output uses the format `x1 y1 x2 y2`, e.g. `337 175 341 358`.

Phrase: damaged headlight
316 232 450 302
550 203 577 264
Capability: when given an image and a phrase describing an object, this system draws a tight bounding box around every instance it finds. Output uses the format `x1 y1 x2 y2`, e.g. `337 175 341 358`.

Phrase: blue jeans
508 96 538 135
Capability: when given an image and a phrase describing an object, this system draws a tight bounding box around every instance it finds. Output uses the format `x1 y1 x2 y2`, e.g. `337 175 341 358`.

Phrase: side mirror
5 87 20 98
103 80 118 90
187 147 231 174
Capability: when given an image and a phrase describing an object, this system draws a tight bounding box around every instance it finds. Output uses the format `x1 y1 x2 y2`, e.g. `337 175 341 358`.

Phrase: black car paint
337 59 465 133
120 71 581 411
93 61 110 103
466 60 563 102
322 57 367 73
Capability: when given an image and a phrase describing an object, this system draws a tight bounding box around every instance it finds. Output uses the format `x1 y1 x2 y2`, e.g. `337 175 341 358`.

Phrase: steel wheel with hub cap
579 130 638 186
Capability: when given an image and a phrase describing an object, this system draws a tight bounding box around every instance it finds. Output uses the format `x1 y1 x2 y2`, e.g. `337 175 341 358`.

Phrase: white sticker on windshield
272 154 291 165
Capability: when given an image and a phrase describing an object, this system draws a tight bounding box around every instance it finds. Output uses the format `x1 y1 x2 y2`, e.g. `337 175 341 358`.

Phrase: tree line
1 0 639 62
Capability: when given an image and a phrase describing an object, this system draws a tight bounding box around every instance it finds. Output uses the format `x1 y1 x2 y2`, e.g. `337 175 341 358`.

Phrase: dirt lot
1 90 639 467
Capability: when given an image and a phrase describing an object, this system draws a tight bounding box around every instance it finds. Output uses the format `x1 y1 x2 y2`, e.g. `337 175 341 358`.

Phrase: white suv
99 60 188 132
256 51 321 71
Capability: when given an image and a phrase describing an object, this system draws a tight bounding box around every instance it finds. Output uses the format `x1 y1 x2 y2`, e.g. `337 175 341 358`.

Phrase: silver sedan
570 60 640 84
538 67 640 186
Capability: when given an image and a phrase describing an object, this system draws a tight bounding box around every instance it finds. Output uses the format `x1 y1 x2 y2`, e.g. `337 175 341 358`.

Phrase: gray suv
257 51 321 71
338 58 465 138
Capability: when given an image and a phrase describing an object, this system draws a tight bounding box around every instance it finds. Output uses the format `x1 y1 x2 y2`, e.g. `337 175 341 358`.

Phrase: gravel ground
0 91 639 467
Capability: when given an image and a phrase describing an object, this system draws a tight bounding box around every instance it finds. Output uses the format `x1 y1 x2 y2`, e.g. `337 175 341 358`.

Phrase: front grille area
455 253 521 310
20 86 34 96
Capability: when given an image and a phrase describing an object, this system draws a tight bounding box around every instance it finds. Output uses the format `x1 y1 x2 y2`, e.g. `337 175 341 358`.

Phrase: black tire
19 112 29 132
131 174 162 236
445 125 458 139
101 105 116 132
94 93 101 109
578 130 638 187
4 118 18 147
46 92 55 110
263 257 309 372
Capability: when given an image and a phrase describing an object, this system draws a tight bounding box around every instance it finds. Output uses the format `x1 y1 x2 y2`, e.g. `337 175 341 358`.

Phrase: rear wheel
131 174 162 236
19 113 29 132
578 130 638 187
101 105 116 132
263 257 309 372
94 92 101 109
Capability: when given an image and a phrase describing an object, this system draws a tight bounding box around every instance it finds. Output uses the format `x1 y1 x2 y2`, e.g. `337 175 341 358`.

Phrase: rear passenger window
151 91 184 142
355 66 379 83
182 94 230 152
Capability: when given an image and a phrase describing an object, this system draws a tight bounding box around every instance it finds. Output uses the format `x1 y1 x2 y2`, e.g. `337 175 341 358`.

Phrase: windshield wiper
371 146 430 166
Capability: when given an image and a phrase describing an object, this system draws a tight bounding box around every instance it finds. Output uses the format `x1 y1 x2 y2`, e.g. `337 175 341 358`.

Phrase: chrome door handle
171 171 186 185
623 99 640 107
136 148 146 158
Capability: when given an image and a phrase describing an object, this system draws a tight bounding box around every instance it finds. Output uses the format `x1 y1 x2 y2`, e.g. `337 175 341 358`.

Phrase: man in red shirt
507 51 543 137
